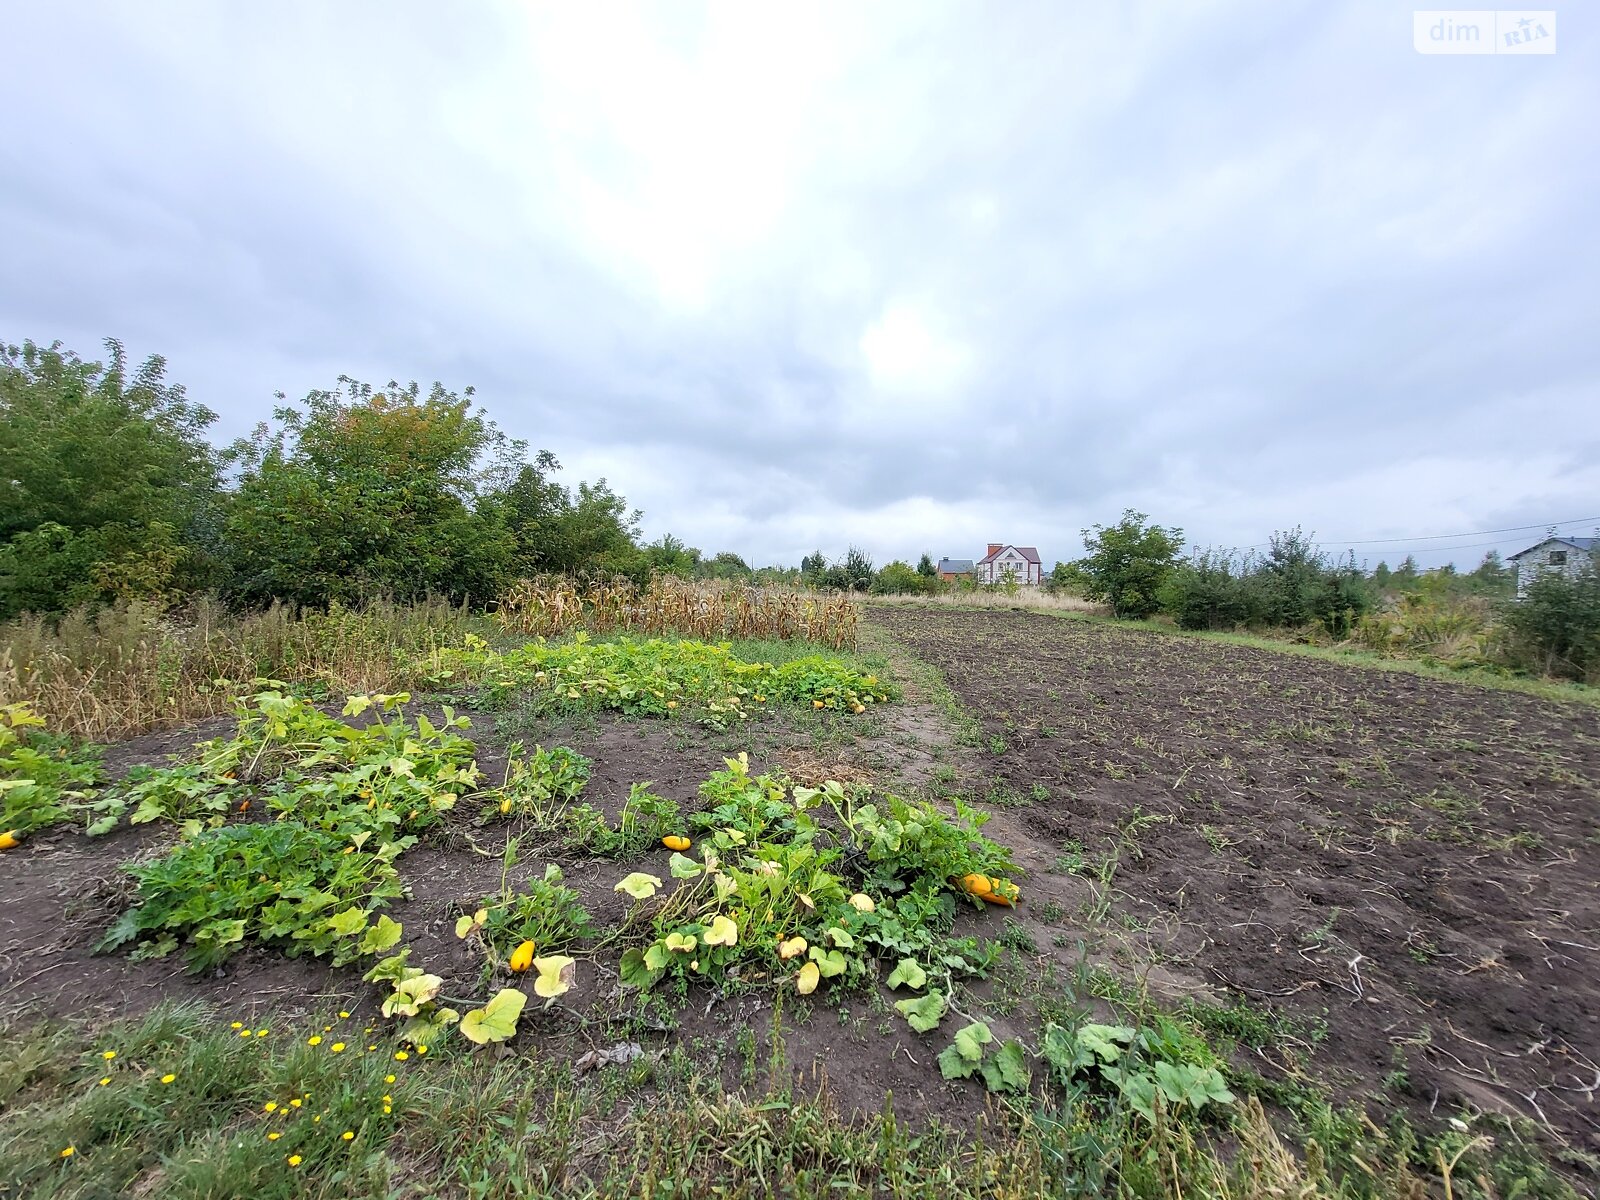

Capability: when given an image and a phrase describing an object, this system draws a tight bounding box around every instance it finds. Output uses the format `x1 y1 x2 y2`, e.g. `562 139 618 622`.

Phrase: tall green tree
1077 510 1184 619
0 339 222 615
223 378 518 605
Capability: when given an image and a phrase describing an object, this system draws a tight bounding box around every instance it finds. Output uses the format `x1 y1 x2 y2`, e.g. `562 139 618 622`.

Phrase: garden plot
870 604 1600 1176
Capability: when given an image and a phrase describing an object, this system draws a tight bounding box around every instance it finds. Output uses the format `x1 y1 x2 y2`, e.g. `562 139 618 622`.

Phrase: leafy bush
1076 511 1184 620
457 861 597 978
570 783 680 857
0 338 223 618
1498 560 1600 683
1158 531 1373 637
1351 580 1494 668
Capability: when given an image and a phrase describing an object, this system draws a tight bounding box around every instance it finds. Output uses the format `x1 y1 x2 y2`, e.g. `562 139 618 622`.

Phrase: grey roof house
1508 536 1596 597
936 558 975 579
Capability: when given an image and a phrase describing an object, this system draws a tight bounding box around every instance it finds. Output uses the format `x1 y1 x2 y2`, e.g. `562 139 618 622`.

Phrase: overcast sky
3 2 1596 570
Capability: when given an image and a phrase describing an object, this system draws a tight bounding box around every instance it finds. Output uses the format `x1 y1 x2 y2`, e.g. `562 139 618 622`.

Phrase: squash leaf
359 914 403 955
460 988 527 1044
894 991 946 1033
668 852 702 879
885 958 926 991
614 872 663 900
980 1039 1031 1094
532 955 575 999
620 947 662 989
796 960 820 995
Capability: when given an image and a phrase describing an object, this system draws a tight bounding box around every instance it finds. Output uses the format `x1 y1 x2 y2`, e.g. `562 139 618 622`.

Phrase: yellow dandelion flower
307 1036 322 1046
382 1095 392 1104
417 1044 428 1055
341 1130 354 1141
239 1030 252 1038
290 1098 302 1108
231 1022 243 1030
256 1029 268 1037
330 1043 346 1053
160 1073 176 1084
312 1115 321 1123
393 1050 409 1061
383 1104 392 1114
60 1146 75 1158
287 1154 302 1167
267 1131 281 1141
385 1074 396 1083
366 1044 376 1051
100 1050 117 1060
98 1076 110 1086
338 1011 351 1019
264 1101 278 1113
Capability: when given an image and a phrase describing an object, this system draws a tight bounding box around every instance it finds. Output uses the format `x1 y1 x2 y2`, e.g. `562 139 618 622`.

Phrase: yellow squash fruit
981 878 1020 907
0 831 19 851
508 939 537 973
662 835 691 851
959 872 993 897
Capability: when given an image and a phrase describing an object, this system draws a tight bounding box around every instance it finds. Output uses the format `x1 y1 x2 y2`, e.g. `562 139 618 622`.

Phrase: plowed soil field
871 606 1600 1162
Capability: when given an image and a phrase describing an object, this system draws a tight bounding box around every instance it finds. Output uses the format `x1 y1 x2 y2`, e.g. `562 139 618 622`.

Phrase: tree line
1 340 713 618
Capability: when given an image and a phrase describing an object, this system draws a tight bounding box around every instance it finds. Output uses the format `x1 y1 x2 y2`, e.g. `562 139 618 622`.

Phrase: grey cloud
2 0 1595 572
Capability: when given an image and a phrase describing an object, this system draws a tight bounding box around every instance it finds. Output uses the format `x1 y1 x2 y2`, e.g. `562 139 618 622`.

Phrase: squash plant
427 634 895 728
0 702 103 837
1038 1018 1236 1121
97 822 406 972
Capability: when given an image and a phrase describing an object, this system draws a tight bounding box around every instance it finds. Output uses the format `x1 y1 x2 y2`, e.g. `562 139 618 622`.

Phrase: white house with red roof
975 543 1043 585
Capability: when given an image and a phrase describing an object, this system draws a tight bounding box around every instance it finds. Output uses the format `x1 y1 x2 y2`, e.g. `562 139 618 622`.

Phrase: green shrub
1498 560 1600 683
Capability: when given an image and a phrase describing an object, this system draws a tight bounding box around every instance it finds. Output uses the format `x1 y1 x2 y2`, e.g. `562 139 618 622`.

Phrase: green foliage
1498 555 1600 683
97 822 407 973
0 702 103 835
1077 510 1185 620
572 782 680 857
442 634 894 728
622 760 1015 1003
1351 576 1494 668
1157 532 1374 637
488 743 591 823
871 561 941 595
0 339 222 615
462 862 596 976
223 378 522 606
819 782 1017 894
1039 1016 1235 1123
812 545 875 592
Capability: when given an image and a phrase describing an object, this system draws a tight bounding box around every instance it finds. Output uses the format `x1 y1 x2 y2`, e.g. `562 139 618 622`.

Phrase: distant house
1508 536 1597 597
975 543 1043 586
936 557 975 582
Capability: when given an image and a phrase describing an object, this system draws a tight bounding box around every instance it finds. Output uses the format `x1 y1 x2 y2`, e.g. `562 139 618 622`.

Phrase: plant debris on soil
870 605 1600 1166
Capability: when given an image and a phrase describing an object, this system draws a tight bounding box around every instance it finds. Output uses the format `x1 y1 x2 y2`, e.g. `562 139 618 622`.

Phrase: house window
1549 550 1567 565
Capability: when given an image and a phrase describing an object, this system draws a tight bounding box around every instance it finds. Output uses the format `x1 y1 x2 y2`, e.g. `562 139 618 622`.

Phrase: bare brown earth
869 605 1600 1164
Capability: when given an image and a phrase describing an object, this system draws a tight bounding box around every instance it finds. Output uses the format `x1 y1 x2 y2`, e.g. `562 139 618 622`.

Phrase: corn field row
495 577 859 650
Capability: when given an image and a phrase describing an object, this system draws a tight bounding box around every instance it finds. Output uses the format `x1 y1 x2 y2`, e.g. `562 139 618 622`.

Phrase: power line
1237 514 1600 551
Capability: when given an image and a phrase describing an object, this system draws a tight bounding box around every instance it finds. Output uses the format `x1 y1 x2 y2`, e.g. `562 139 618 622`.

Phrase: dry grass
868 589 1102 615
497 576 860 649
0 597 481 739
